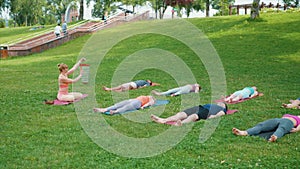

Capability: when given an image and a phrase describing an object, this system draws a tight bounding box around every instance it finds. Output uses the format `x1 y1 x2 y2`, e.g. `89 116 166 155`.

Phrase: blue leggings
247 118 294 139
106 99 141 113
160 85 191 96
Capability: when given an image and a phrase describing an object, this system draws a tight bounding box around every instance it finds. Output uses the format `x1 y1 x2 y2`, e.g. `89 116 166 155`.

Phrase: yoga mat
102 100 170 115
215 93 263 104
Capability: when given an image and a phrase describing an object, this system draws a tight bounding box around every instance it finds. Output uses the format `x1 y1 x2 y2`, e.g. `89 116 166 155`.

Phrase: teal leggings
247 118 294 139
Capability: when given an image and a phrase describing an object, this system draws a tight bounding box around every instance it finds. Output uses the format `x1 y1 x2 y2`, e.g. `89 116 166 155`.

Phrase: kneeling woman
151 102 227 126
232 114 300 142
57 58 86 102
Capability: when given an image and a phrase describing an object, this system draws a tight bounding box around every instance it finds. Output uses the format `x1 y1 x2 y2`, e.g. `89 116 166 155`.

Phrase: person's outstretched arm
61 74 82 84
67 58 86 75
208 111 225 119
290 125 300 133
141 102 152 109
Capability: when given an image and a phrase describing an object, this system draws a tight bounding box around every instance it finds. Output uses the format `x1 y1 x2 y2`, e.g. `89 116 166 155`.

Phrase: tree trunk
250 0 260 19
206 0 209 17
79 0 84 20
155 0 158 19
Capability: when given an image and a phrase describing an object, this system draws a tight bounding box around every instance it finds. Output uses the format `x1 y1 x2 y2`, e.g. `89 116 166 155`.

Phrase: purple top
283 114 300 127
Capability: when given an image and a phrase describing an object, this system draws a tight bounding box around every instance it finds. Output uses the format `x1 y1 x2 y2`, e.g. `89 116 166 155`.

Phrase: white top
54 26 61 34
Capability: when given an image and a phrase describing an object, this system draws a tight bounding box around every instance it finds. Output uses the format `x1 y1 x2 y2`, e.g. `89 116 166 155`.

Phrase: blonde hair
57 63 68 72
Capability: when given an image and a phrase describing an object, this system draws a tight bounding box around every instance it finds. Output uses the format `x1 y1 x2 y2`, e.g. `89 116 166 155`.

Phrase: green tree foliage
4 0 77 26
9 0 45 26
283 0 299 6
213 0 235 16
121 0 147 13
87 0 119 19
148 0 205 19
0 0 7 15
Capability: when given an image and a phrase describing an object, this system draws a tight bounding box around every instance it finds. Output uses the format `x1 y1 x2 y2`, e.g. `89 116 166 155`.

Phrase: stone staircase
1 11 149 58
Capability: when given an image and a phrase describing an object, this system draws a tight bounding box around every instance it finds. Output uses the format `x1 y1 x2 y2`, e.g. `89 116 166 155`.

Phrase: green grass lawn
0 25 55 45
1 12 300 168
0 21 87 45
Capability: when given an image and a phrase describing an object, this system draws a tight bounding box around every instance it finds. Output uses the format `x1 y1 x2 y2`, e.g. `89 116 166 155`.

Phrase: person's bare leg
180 114 198 125
175 120 182 126
289 100 295 103
151 90 161 96
283 100 300 108
164 112 187 122
231 95 243 102
232 128 248 136
93 108 108 113
151 112 187 124
102 86 111 91
102 85 123 92
151 114 167 124
269 135 277 142
110 110 117 115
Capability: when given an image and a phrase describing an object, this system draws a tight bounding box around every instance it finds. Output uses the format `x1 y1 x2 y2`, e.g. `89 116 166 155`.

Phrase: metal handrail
5 11 149 50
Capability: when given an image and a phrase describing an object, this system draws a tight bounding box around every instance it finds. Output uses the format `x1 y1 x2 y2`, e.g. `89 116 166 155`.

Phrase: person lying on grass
282 98 300 109
151 84 201 97
102 80 160 92
151 102 227 126
223 86 263 103
232 114 300 142
56 57 86 102
93 95 156 115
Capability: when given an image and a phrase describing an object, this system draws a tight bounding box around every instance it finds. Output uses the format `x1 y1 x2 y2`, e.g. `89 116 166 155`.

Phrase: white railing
2 20 89 47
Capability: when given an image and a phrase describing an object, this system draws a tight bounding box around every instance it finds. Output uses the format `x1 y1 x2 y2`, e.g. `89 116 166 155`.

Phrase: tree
121 0 147 13
211 0 234 16
147 0 205 19
250 0 260 19
205 0 209 17
212 0 234 16
0 0 7 15
88 0 119 19
9 0 45 26
79 0 83 20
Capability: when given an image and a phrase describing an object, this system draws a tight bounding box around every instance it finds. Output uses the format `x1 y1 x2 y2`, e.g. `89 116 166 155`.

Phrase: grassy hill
1 12 299 168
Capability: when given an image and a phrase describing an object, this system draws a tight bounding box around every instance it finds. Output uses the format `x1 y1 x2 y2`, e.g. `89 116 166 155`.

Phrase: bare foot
44 100 54 105
220 95 226 101
151 114 165 124
269 135 277 142
232 128 248 136
93 108 107 113
282 103 294 108
151 90 161 96
102 86 109 91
